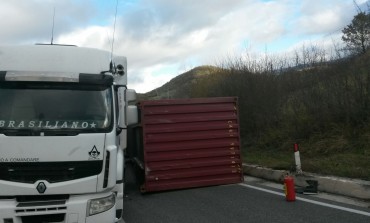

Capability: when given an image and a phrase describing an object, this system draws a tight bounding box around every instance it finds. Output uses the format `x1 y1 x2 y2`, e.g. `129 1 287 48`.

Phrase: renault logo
36 182 47 194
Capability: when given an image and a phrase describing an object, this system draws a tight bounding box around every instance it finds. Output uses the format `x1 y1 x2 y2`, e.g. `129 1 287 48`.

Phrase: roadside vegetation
140 10 370 180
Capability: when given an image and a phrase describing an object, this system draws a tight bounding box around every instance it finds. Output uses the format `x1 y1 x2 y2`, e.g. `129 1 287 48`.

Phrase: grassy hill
138 65 221 100
138 52 370 181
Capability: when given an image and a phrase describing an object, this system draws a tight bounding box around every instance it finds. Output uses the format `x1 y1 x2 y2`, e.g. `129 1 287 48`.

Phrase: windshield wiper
43 130 81 136
0 129 81 136
0 129 40 136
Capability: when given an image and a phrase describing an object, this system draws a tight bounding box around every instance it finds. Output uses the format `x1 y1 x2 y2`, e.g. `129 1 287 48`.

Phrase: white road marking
239 183 370 217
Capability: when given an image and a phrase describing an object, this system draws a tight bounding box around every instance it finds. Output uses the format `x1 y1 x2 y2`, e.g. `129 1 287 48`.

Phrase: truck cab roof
0 45 127 85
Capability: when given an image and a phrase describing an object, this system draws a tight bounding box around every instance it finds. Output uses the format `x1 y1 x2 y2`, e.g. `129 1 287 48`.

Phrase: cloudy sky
0 0 368 92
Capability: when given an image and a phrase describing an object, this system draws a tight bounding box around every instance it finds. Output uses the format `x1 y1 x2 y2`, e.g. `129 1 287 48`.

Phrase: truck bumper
0 192 118 223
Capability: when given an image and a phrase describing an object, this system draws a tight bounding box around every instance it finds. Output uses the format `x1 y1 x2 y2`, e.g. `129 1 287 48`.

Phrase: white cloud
56 26 111 49
129 65 179 93
0 0 95 44
357 0 370 4
293 0 357 35
0 0 364 93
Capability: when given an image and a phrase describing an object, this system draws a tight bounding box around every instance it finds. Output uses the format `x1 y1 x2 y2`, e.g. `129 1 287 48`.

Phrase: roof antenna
51 7 56 45
110 0 119 61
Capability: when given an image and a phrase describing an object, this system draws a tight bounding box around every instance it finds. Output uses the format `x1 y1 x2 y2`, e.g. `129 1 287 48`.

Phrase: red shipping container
134 97 243 192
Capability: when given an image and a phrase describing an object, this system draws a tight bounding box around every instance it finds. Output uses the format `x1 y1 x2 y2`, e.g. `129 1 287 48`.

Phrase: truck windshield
0 82 113 134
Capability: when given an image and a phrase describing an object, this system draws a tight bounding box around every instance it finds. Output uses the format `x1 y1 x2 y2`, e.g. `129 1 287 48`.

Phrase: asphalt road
122 165 370 223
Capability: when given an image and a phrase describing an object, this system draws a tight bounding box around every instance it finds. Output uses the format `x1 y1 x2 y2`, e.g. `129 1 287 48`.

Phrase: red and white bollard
294 143 302 174
284 176 296 201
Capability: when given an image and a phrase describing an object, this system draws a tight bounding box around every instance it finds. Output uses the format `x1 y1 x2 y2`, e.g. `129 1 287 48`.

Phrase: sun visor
0 71 113 86
79 73 113 86
1 71 79 82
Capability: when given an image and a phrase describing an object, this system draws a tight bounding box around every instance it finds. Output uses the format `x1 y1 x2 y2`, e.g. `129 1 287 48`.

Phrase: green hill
138 65 222 100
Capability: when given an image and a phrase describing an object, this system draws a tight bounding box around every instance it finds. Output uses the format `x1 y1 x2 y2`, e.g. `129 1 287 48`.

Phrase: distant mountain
138 65 222 101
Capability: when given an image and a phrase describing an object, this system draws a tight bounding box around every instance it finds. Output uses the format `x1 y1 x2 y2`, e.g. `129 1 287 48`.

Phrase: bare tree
342 11 370 55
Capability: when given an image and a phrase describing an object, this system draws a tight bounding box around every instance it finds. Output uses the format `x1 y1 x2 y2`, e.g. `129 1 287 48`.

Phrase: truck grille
0 161 103 183
21 214 65 223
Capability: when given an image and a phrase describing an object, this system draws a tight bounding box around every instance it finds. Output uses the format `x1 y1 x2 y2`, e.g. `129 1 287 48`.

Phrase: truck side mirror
126 89 136 103
117 87 138 128
126 105 138 126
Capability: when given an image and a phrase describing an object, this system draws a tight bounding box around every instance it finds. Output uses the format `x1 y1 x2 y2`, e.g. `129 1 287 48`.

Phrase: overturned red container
284 176 296 201
131 97 243 192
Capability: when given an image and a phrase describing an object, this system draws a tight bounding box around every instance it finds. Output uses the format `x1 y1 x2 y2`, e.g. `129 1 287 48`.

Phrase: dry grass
243 136 370 181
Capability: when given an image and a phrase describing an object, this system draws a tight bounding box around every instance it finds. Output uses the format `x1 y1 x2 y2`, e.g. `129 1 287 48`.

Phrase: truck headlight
87 193 116 216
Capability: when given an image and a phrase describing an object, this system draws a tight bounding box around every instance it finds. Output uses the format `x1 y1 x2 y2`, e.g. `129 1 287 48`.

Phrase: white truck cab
0 45 137 223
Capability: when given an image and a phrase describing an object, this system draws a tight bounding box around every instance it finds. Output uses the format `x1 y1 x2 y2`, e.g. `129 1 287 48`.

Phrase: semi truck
0 45 138 223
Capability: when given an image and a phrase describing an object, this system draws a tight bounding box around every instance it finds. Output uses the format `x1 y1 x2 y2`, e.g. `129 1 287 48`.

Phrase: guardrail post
294 143 302 174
